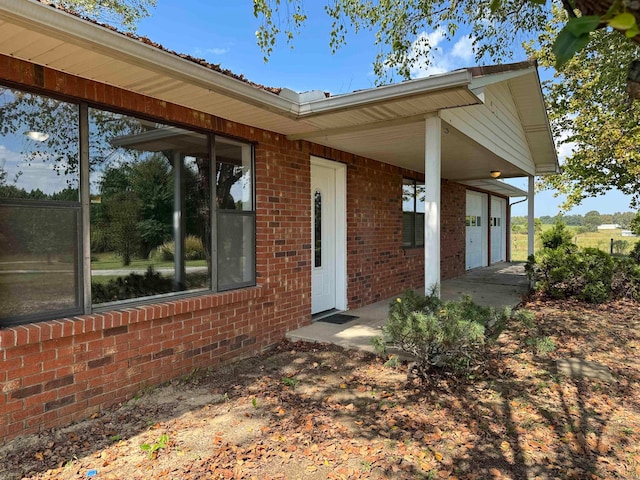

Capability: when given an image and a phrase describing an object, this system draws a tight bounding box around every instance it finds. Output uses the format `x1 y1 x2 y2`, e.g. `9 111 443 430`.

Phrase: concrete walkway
286 262 529 352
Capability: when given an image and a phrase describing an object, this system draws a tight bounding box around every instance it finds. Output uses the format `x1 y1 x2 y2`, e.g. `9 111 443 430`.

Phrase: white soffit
0 1 478 138
0 1 556 179
462 179 528 198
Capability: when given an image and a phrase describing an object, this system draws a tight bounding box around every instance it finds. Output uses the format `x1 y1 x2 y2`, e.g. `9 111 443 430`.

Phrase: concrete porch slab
287 262 529 352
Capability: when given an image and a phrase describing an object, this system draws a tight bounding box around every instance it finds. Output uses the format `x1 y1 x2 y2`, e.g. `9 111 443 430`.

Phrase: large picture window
89 110 212 305
402 179 425 248
0 85 256 326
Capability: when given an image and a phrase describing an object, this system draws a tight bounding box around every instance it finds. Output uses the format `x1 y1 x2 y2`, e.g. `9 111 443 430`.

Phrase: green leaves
553 16 599 68
609 12 636 30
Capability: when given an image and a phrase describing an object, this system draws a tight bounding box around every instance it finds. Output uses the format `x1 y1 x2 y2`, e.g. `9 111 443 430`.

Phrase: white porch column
424 115 441 295
527 175 535 257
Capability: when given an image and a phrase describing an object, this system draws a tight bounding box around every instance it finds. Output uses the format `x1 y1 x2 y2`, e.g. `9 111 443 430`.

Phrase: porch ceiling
293 119 533 181
0 1 558 182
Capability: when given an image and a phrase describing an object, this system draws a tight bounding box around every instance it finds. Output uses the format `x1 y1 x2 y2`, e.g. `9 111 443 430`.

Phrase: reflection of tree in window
0 88 82 321
89 110 211 301
216 162 243 209
402 179 425 248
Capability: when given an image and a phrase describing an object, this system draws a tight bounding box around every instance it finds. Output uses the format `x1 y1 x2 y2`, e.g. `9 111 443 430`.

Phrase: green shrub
612 239 630 255
630 241 640 264
150 235 206 262
527 246 614 303
92 266 174 303
372 289 510 381
612 257 640 301
539 221 574 250
579 248 614 303
526 336 556 356
526 245 579 299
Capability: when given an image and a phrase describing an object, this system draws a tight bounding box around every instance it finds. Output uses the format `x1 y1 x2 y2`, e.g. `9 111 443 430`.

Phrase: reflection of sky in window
0 143 76 195
402 183 426 213
231 168 252 207
1 88 78 195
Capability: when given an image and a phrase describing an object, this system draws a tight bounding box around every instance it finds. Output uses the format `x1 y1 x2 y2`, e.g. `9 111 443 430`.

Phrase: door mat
317 313 359 325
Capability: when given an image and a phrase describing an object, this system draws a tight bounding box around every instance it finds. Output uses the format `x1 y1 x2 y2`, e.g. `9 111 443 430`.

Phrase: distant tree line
513 210 639 233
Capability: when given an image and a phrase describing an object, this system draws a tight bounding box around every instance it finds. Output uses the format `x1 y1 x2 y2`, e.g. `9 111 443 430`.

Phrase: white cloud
0 144 73 194
409 30 476 79
556 140 575 165
451 36 475 62
193 47 229 58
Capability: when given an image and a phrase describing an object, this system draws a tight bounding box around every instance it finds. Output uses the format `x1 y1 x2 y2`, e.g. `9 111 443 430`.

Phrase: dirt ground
2 297 640 480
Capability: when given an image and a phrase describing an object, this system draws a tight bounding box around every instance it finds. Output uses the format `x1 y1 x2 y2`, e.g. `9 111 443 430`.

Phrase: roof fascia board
469 67 534 91
299 70 474 116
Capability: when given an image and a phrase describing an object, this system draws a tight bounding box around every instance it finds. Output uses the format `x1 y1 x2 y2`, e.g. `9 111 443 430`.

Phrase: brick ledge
0 286 264 349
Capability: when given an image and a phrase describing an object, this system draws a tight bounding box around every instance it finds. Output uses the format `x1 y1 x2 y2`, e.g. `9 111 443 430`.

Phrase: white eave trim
469 67 534 91
0 1 478 121
298 70 474 116
462 179 528 198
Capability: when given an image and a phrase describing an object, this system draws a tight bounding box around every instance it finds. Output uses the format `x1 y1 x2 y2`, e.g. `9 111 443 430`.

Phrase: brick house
0 1 558 442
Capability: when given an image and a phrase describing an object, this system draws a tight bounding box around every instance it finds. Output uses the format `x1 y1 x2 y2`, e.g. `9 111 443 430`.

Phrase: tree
105 191 142 266
530 6 640 210
254 1 640 210
50 0 155 31
254 1 640 82
584 210 602 231
631 212 640 235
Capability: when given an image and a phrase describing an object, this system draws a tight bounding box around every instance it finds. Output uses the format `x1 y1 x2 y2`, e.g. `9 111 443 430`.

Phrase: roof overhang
0 0 559 182
461 179 528 198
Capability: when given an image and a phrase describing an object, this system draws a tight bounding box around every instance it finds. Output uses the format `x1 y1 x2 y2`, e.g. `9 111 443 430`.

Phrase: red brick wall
0 55 466 443
308 147 466 308
0 55 314 443
441 181 467 280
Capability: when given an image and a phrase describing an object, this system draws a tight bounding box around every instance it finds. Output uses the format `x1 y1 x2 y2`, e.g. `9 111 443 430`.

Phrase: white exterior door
311 161 340 314
466 190 488 270
490 196 506 263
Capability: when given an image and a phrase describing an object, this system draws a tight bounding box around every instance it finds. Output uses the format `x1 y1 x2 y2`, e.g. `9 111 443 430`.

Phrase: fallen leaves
3 301 640 479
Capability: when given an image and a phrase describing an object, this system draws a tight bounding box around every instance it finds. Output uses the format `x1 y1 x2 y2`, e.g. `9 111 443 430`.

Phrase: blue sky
135 1 635 218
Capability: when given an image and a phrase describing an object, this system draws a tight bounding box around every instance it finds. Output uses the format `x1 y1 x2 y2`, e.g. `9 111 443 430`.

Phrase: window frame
402 178 425 249
0 84 257 327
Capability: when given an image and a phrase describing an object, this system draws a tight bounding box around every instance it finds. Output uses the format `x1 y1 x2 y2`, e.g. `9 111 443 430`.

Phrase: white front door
311 162 337 314
490 196 506 263
466 190 488 270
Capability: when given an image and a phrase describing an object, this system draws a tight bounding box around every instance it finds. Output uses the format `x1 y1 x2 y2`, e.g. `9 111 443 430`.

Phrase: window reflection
0 88 81 322
89 110 210 304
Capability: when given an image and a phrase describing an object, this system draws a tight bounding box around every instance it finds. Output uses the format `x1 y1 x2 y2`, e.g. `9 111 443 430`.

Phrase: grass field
90 252 207 270
511 224 639 261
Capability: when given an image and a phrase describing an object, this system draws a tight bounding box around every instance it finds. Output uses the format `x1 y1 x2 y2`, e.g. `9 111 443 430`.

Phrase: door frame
465 189 489 270
310 156 347 313
490 195 507 264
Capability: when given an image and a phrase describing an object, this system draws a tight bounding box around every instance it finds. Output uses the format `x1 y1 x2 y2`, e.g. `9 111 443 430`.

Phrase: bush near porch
526 223 640 303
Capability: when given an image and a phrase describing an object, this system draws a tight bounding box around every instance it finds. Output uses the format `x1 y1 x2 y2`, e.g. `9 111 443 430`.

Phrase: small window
402 179 425 248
